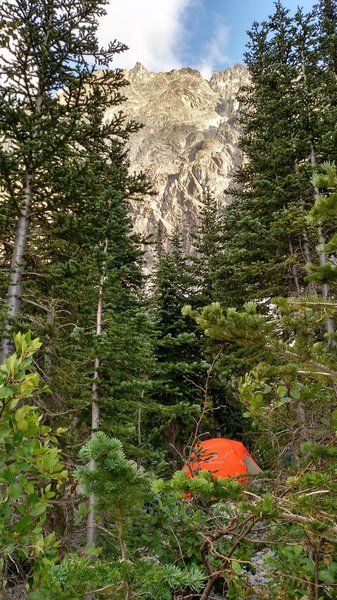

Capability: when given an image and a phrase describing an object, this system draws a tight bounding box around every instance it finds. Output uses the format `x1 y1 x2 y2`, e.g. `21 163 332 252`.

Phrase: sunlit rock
104 63 249 267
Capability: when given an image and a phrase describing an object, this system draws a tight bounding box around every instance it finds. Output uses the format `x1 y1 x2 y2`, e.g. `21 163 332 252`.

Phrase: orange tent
183 438 262 482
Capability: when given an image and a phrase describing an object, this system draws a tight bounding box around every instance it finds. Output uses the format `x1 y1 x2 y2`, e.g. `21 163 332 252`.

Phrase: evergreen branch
265 343 337 378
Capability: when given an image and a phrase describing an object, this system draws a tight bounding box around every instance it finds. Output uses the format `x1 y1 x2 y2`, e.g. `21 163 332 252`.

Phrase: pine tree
0 0 139 360
307 162 337 303
0 0 156 453
214 2 337 308
28 140 154 543
0 0 159 547
189 192 245 438
151 227 244 458
318 0 337 79
151 231 207 460
215 4 301 305
190 190 224 307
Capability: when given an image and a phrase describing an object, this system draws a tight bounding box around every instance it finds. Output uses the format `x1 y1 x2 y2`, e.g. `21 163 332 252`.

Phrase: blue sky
99 0 316 77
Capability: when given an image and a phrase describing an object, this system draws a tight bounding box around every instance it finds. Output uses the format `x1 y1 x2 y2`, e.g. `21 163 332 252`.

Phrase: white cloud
196 20 231 79
98 0 196 72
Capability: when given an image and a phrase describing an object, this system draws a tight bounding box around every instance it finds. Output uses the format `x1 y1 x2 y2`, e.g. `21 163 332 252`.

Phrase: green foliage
214 1 337 307
150 231 210 460
151 225 245 458
30 555 206 600
190 190 224 307
0 333 67 589
66 433 206 599
307 161 337 291
171 469 243 502
2 2 337 599
185 155 337 593
0 0 136 322
77 432 149 512
185 289 337 597
0 0 154 467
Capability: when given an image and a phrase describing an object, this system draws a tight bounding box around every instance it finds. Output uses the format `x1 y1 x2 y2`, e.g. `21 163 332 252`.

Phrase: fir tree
307 162 337 303
28 140 153 543
0 0 158 547
191 190 224 307
151 227 244 457
214 2 337 308
0 0 139 360
151 231 207 460
190 191 245 438
318 0 337 79
0 0 155 453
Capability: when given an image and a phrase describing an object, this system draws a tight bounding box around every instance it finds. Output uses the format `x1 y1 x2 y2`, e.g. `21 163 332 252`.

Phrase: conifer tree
214 2 337 308
215 4 302 305
0 0 158 547
0 0 155 452
318 0 337 79
190 192 245 437
191 190 224 307
0 0 139 360
27 140 154 542
150 231 208 459
307 162 337 301
152 226 244 456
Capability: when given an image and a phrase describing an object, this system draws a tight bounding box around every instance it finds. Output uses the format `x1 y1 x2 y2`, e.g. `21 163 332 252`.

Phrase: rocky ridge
105 62 249 265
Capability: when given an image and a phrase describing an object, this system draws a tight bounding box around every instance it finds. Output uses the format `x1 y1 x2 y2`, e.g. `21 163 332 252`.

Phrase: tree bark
302 230 318 296
0 8 51 361
86 239 108 547
310 140 335 335
292 153 317 296
298 46 332 308
86 314 102 546
289 239 301 295
0 166 34 362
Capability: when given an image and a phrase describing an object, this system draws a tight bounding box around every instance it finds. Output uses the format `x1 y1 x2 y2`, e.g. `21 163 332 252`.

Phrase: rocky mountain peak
105 63 249 267
127 61 153 82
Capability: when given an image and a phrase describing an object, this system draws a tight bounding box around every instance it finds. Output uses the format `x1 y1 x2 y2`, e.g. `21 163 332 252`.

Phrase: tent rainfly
183 438 262 482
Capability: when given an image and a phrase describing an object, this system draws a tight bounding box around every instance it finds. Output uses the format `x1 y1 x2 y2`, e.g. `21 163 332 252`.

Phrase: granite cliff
105 62 249 264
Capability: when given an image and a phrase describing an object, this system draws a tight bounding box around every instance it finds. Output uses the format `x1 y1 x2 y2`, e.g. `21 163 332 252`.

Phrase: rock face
105 62 249 266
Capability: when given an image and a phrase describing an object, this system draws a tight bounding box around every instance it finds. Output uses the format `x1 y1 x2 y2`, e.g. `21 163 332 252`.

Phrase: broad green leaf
16 418 29 432
0 386 13 399
231 560 242 575
5 354 17 375
0 424 11 441
16 515 31 535
318 569 337 584
8 483 23 500
29 503 47 517
56 427 68 434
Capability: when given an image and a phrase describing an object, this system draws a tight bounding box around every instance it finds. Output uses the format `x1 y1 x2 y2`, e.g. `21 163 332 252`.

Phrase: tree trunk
86 313 102 546
289 239 301 296
117 506 130 600
0 166 34 362
0 6 55 361
0 4 49 361
86 240 108 547
299 47 332 309
301 41 333 308
302 230 318 296
292 152 317 296
310 140 335 334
